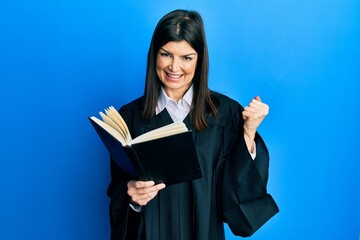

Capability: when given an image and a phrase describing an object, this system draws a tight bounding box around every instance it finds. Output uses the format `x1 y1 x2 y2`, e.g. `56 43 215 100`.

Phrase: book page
105 107 132 143
89 116 127 146
130 122 188 145
99 112 127 143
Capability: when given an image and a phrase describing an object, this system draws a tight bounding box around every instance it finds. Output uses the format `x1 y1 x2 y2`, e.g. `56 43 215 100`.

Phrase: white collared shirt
156 86 193 122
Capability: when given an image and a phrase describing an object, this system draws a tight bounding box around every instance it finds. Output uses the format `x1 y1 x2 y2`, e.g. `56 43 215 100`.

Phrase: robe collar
156 85 193 115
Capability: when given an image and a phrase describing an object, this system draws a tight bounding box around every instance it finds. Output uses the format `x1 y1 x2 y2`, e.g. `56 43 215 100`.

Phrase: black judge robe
107 92 279 240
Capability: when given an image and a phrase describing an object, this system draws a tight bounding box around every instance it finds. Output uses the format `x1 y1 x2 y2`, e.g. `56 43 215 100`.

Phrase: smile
166 72 183 79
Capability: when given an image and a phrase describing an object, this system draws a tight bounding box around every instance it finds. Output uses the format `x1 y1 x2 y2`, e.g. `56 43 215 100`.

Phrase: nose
169 57 180 72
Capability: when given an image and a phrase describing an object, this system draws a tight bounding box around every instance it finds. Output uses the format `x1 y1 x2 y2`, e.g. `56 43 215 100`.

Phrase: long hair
142 9 218 131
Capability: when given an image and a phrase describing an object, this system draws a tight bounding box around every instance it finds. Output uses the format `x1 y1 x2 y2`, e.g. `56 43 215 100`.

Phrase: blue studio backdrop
1 0 359 239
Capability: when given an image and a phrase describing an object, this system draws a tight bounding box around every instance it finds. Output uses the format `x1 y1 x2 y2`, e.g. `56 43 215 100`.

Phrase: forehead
160 40 197 55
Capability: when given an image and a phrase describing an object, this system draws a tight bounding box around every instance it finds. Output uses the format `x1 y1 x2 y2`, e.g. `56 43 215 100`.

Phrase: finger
250 100 262 107
250 99 268 109
130 184 165 204
128 180 155 189
127 180 155 197
249 101 269 115
128 182 165 196
143 184 165 196
243 108 264 120
131 192 157 205
242 111 259 120
243 108 268 120
244 106 257 113
155 183 166 190
133 191 159 206
135 183 165 194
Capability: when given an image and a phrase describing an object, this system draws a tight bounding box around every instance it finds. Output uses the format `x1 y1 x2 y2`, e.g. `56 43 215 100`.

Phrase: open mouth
166 72 183 79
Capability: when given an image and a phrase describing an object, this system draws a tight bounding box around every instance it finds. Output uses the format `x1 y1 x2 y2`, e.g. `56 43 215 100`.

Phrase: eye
159 52 171 57
183 56 193 61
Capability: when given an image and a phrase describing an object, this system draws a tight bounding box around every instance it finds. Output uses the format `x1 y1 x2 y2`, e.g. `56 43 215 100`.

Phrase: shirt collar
156 85 193 114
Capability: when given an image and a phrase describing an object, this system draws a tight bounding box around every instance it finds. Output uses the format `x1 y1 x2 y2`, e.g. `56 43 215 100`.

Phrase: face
156 40 198 101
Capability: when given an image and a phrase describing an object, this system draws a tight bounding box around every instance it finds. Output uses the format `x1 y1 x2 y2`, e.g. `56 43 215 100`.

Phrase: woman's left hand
242 96 269 153
242 96 269 132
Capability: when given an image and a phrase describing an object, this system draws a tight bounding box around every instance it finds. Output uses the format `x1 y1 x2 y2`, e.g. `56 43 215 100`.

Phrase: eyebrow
159 48 197 57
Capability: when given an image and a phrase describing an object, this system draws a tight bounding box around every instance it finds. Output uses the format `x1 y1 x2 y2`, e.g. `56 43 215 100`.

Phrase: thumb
254 96 261 102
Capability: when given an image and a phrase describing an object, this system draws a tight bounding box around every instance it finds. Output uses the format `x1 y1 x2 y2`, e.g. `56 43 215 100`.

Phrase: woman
107 9 278 240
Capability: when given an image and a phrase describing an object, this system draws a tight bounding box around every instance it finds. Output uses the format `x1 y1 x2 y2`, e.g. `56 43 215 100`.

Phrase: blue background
1 0 359 239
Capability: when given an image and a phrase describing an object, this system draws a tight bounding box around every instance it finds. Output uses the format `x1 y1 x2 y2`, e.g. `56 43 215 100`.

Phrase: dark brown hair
142 9 218 131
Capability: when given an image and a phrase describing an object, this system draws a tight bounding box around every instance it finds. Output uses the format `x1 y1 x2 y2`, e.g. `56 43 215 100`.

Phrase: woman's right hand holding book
127 180 166 206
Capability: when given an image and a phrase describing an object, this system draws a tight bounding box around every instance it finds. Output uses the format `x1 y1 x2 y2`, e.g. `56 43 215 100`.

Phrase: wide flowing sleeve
106 105 141 240
219 104 279 237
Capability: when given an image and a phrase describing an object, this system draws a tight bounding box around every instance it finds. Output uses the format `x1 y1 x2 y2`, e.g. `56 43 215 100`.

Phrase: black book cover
89 117 202 185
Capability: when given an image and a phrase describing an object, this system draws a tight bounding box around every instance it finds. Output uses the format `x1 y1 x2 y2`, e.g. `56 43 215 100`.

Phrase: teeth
167 73 182 78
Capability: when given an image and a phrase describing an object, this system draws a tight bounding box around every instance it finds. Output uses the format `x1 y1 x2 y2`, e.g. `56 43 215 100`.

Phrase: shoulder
210 91 243 113
208 91 243 126
120 96 144 113
117 96 144 122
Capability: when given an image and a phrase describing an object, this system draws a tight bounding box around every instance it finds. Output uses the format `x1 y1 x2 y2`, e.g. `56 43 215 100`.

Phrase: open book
89 106 189 146
89 106 202 185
